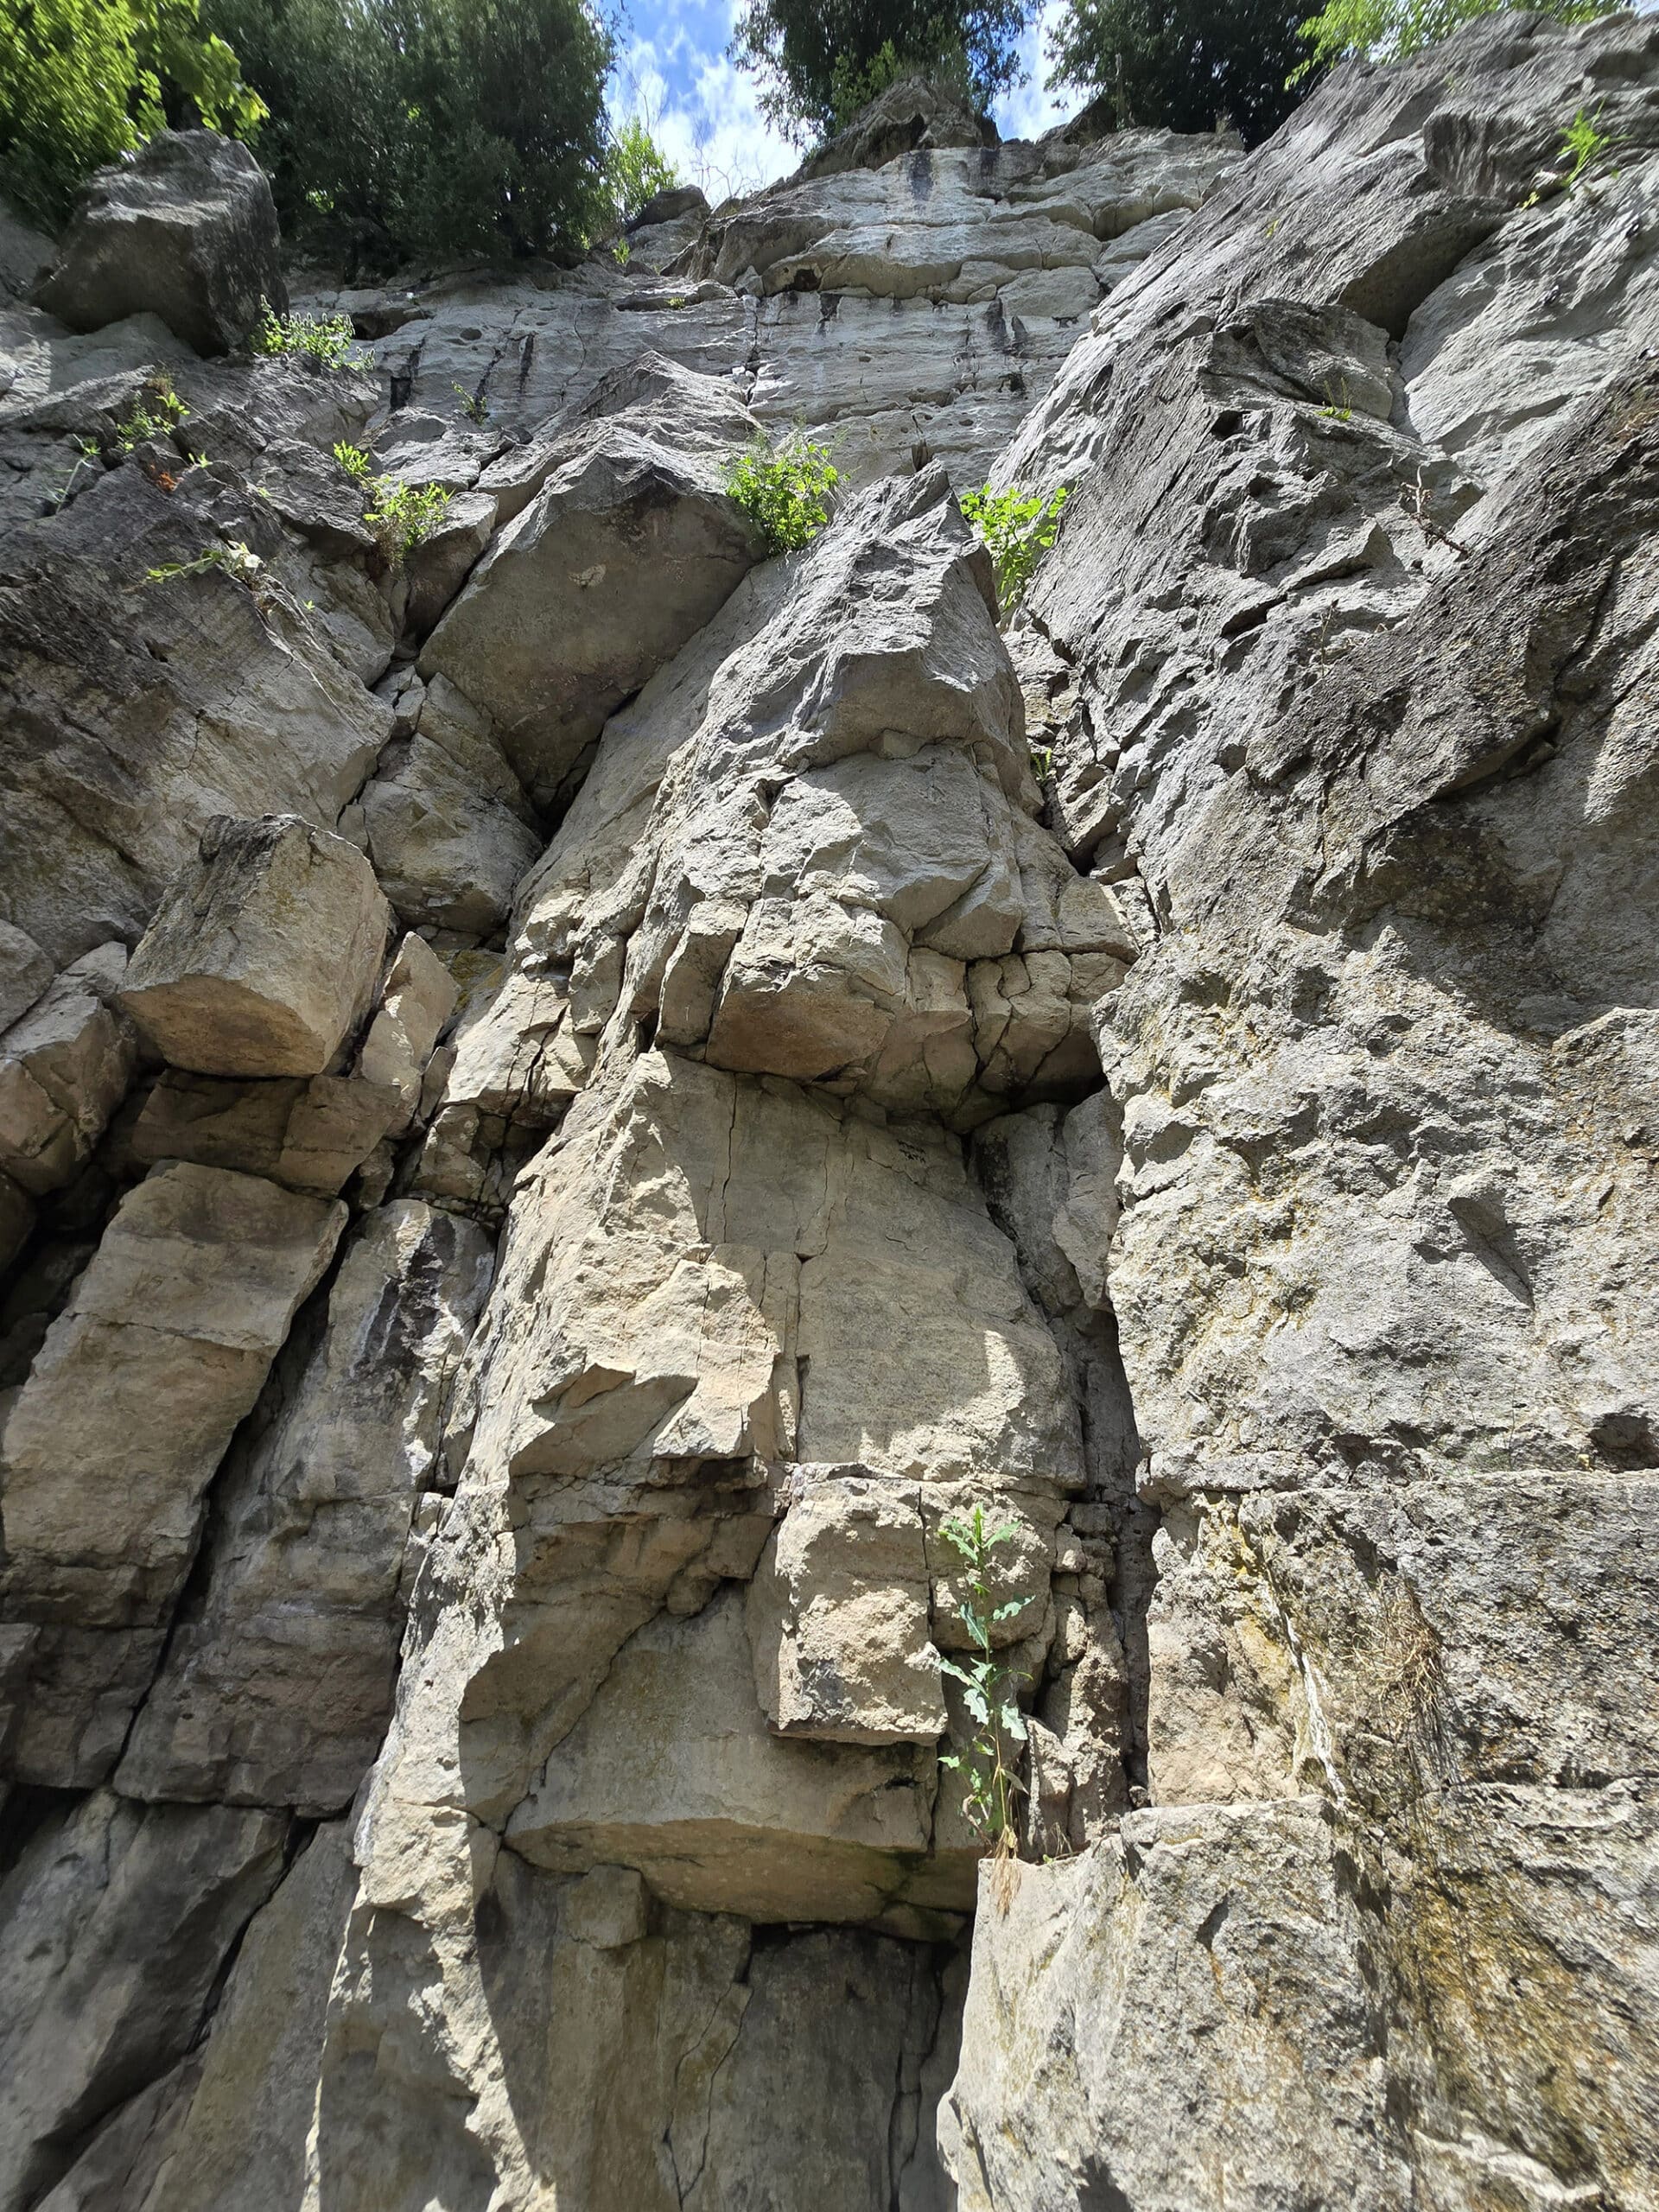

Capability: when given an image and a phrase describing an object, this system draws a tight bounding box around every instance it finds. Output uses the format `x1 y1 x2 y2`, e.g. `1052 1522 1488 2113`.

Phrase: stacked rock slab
0 17 1656 2210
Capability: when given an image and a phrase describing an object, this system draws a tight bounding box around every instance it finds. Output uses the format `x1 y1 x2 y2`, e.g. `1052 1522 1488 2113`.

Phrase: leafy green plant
612 237 631 267
960 481 1069 613
251 300 364 371
144 537 263 584
938 1504 1028 1853
1560 103 1617 193
0 0 264 226
452 382 490 424
1319 376 1352 421
607 112 679 221
364 479 451 566
114 375 189 452
334 440 450 564
723 433 840 555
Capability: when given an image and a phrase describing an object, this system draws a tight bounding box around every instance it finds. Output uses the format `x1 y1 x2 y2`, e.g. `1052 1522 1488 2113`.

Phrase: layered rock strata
0 16 1656 2211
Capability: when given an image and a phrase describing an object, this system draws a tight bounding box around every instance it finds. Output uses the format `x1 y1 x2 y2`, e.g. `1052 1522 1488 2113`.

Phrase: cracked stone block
120 814 391 1078
0 1160 346 1633
0 943 136 1196
747 1469 947 1745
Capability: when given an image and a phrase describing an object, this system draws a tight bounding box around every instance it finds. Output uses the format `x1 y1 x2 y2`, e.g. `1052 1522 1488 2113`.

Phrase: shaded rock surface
36 131 287 357
0 21 1656 2212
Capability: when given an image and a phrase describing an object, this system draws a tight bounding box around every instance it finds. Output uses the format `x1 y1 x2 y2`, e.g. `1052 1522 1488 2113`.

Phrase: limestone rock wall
0 16 1656 2212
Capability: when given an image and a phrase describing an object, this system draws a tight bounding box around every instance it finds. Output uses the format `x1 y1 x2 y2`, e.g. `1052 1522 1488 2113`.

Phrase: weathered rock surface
302 126 1238 490
36 130 287 356
121 814 391 1077
117 1199 493 1813
0 1161 344 1782
420 354 762 807
3 19 1659 2212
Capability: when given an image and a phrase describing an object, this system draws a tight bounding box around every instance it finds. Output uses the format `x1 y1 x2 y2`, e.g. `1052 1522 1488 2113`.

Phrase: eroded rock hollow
1 22 1656 2210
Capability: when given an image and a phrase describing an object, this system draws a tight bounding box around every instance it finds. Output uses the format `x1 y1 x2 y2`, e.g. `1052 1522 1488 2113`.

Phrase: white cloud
609 4 798 203
993 0 1074 142
608 0 1082 201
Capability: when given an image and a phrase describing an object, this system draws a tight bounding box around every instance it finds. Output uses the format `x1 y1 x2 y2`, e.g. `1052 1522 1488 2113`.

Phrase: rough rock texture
120 814 391 1077
419 354 763 807
2 19 1658 2211
36 131 287 356
302 125 1239 491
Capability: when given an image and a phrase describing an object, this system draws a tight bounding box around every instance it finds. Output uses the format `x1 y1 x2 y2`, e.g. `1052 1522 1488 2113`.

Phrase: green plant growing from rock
938 1504 1029 1856
114 375 189 452
333 442 451 566
723 432 840 554
1560 103 1617 192
452 381 491 424
251 300 364 371
960 481 1069 613
143 538 263 585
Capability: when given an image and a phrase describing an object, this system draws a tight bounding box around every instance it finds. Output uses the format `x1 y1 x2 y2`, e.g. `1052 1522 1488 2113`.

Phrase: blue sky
607 0 1072 200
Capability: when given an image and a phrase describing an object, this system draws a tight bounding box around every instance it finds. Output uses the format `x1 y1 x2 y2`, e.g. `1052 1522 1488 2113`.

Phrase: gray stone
36 130 287 356
420 354 762 807
0 943 135 1195
117 1200 493 1814
0 1791 287 2212
121 815 391 1077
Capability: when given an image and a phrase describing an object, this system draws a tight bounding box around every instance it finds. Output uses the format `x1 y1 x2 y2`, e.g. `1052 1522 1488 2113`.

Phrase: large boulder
36 130 287 357
419 353 763 810
120 816 391 1079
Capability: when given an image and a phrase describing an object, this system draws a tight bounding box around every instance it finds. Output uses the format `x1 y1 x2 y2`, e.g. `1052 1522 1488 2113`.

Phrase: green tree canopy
202 0 614 264
1046 0 1307 144
729 0 1038 143
0 0 266 225
607 113 680 221
1294 0 1616 78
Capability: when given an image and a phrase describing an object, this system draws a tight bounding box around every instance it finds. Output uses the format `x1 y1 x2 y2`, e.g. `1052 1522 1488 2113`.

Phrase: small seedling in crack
938 1504 1029 1869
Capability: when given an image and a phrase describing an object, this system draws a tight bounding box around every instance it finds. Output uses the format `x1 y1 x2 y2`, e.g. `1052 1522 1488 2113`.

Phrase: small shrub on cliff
114 373 189 451
960 481 1069 613
365 479 450 564
252 300 363 370
938 1504 1028 1854
724 434 840 555
334 441 450 565
1559 103 1618 193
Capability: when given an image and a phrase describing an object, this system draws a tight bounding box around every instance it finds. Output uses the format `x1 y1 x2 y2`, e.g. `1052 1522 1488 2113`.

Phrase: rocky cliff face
0 19 1656 2212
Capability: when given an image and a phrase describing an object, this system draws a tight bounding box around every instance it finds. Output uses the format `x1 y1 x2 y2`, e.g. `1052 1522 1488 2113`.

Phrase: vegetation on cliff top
201 0 615 263
0 0 265 223
729 0 1039 143
1042 0 1618 146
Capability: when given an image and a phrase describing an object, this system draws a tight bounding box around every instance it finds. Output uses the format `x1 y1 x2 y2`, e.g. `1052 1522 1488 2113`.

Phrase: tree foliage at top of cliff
200 0 614 264
0 0 266 224
1045 0 1308 144
730 0 1037 143
1293 0 1617 77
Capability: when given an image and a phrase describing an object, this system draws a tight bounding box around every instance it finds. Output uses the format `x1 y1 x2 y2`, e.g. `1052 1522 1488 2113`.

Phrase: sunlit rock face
2 16 1657 2209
